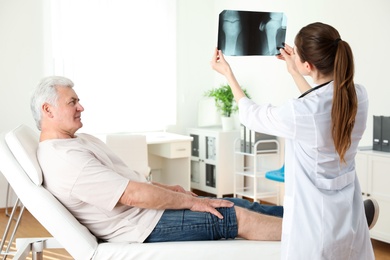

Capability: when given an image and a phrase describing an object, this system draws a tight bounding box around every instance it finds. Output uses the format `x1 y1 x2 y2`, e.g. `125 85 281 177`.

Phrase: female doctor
211 22 374 259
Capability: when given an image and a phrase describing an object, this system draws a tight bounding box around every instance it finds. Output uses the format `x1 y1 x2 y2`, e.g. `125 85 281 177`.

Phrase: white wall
174 0 216 133
1 0 389 207
0 0 46 133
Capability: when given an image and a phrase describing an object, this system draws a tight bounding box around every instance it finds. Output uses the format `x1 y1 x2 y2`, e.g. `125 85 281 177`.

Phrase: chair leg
31 240 44 260
0 198 25 259
32 251 43 260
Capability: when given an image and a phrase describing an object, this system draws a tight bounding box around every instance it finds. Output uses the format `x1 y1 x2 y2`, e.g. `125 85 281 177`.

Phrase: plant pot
221 116 235 131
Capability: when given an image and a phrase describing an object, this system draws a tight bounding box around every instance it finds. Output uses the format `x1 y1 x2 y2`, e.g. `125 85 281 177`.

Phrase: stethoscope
298 81 332 99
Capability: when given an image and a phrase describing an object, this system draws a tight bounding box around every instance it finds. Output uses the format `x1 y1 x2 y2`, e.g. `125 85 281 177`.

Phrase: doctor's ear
303 61 314 73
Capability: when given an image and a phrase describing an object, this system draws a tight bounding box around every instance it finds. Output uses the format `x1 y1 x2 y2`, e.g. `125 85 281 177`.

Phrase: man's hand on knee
190 198 234 219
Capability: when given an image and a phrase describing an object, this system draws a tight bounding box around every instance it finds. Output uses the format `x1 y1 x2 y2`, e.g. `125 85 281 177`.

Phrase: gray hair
30 76 74 130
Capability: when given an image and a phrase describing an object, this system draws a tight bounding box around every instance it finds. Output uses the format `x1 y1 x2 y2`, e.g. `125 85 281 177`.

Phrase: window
50 0 176 133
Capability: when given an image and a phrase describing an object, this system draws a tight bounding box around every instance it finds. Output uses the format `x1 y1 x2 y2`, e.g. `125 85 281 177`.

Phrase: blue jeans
144 197 283 243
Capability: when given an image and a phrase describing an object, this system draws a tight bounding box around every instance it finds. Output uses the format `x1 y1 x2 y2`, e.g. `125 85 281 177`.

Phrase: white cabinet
234 139 282 205
356 149 390 243
187 127 240 197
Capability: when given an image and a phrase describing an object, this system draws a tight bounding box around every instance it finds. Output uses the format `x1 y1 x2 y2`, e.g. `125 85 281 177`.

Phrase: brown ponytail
332 40 357 162
295 22 357 162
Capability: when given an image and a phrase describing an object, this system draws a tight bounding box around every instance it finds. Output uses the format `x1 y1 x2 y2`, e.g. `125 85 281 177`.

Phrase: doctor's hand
276 43 299 76
210 48 233 77
277 43 311 94
190 197 234 219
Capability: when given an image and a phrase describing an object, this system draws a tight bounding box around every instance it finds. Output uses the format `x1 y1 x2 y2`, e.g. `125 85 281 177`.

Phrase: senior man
31 76 284 243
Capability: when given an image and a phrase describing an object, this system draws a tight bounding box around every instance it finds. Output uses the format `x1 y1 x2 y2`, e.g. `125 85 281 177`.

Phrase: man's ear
42 103 53 118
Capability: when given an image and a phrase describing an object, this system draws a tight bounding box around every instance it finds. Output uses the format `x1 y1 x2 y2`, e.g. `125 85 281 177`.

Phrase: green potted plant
205 84 250 130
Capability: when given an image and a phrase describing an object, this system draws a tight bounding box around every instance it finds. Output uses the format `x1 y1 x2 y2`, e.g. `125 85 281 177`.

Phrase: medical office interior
1 0 390 258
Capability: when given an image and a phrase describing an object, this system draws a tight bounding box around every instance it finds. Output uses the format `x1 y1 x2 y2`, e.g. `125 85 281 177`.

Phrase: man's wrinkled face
47 86 84 136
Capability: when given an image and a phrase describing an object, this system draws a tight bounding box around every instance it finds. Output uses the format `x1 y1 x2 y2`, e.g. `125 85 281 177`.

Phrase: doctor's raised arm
210 48 247 104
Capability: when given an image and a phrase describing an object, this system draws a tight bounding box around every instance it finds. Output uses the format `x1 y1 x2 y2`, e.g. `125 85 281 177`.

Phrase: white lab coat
239 82 374 260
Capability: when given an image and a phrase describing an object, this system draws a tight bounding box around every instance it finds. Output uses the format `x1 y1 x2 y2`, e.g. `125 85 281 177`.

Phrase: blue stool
265 164 284 205
265 164 285 182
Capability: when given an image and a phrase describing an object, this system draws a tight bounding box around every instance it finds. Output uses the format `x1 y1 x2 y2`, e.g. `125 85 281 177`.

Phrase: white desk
144 132 193 190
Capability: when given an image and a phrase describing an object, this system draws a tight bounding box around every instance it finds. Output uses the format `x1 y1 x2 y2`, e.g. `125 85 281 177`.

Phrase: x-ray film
218 10 287 56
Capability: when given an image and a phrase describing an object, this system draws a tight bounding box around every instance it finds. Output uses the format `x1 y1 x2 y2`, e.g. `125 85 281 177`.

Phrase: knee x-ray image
218 10 287 56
